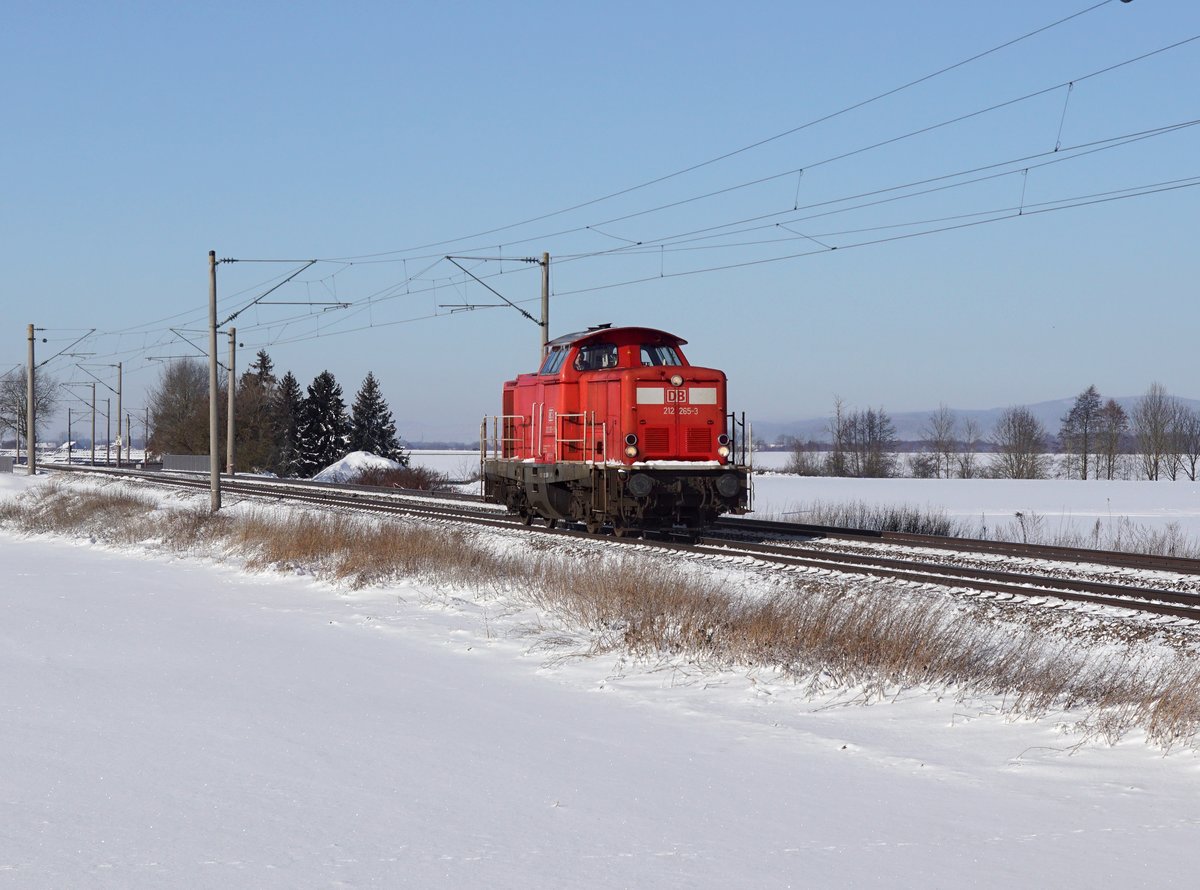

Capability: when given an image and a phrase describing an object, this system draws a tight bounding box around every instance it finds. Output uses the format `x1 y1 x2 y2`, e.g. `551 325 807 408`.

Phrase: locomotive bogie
483 457 750 531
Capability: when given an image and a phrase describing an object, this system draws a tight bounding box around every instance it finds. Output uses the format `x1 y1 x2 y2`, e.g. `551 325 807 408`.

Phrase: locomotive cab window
574 343 619 372
640 345 683 366
538 349 567 375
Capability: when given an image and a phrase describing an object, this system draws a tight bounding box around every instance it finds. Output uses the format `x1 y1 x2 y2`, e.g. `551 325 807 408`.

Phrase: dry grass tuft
231 510 522 589
354 465 453 492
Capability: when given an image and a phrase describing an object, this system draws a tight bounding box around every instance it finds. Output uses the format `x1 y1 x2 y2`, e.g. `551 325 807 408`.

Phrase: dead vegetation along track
42 463 1200 624
16 466 1200 749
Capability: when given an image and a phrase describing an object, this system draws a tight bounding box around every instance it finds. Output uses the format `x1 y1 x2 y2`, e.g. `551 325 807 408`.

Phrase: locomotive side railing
727 410 753 510
727 411 752 469
483 413 530 460
554 411 604 464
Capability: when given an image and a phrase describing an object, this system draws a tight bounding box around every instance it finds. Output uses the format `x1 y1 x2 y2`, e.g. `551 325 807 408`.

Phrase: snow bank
311 450 401 483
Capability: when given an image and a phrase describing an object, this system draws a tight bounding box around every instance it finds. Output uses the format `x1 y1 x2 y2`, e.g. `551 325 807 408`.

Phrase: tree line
146 350 407 476
783 382 1200 481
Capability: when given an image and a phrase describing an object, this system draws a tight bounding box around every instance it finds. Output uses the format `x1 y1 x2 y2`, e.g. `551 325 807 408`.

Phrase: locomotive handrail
484 413 530 459
554 411 593 463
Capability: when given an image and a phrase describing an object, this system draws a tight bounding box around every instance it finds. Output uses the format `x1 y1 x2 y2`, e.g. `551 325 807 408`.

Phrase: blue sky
3 0 1197 442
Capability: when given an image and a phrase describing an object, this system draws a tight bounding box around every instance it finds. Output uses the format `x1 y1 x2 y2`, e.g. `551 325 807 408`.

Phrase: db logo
666 389 688 403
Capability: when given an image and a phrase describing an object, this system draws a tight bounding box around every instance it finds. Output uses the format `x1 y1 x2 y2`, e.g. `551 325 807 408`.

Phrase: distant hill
756 395 1200 446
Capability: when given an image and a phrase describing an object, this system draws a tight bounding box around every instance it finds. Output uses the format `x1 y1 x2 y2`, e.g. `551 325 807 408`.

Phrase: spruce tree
296 370 351 476
273 371 306 477
349 371 408 465
234 349 279 472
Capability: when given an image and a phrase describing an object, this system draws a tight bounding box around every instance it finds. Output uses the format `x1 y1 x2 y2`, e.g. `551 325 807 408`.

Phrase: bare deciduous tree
1132 383 1178 481
844 406 898 478
989 406 1049 479
826 396 848 478
1095 398 1129 481
956 417 982 479
1172 406 1200 482
1059 385 1102 480
0 367 59 459
785 438 825 476
921 404 957 479
147 359 214 458
823 398 897 477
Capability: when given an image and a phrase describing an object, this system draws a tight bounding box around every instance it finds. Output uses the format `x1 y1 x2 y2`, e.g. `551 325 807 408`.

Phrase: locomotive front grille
686 428 712 454
644 427 670 453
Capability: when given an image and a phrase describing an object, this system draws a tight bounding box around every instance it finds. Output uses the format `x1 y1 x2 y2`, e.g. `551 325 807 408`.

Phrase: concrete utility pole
541 252 550 358
117 359 124 467
105 398 111 465
226 326 236 475
90 383 96 465
26 323 35 476
68 409 72 464
115 361 122 467
209 250 221 512
126 413 132 464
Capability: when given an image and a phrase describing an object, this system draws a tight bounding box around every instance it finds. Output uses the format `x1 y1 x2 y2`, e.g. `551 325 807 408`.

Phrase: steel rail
683 536 1200 621
715 516 1200 576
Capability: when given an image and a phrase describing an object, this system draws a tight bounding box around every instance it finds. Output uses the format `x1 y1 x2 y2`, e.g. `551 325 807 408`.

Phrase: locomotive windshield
640 344 682 366
538 348 568 375
574 343 618 371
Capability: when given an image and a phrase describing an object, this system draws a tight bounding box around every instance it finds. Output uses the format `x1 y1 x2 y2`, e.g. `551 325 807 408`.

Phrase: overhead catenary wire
317 0 1124 263
194 110 1198 353
35 329 96 369
549 118 1200 260
53 33 1196 368
250 174 1199 350
24 4 1195 381
420 33 1200 262
254 30 1197 288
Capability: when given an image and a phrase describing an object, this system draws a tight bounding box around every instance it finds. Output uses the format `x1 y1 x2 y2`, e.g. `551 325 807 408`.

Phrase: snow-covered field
4 466 1200 887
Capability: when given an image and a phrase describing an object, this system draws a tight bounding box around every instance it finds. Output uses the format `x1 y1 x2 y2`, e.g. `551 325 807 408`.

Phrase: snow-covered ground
4 468 1200 887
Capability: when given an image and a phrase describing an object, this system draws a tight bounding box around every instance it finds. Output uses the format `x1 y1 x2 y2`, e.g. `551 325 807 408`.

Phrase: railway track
40 463 1200 623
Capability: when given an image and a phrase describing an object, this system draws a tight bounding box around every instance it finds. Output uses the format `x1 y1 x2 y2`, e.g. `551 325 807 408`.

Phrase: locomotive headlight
670 374 684 387
625 445 639 458
717 445 731 458
717 434 730 446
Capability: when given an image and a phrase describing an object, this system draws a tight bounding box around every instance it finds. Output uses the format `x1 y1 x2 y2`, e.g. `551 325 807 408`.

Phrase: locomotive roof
544 326 687 350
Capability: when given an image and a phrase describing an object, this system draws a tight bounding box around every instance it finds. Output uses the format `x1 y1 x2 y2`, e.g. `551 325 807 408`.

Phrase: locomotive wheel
585 519 601 535
521 511 533 526
544 517 557 529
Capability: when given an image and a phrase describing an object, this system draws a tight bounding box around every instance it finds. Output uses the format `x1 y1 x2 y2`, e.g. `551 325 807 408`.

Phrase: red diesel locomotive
481 325 752 533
